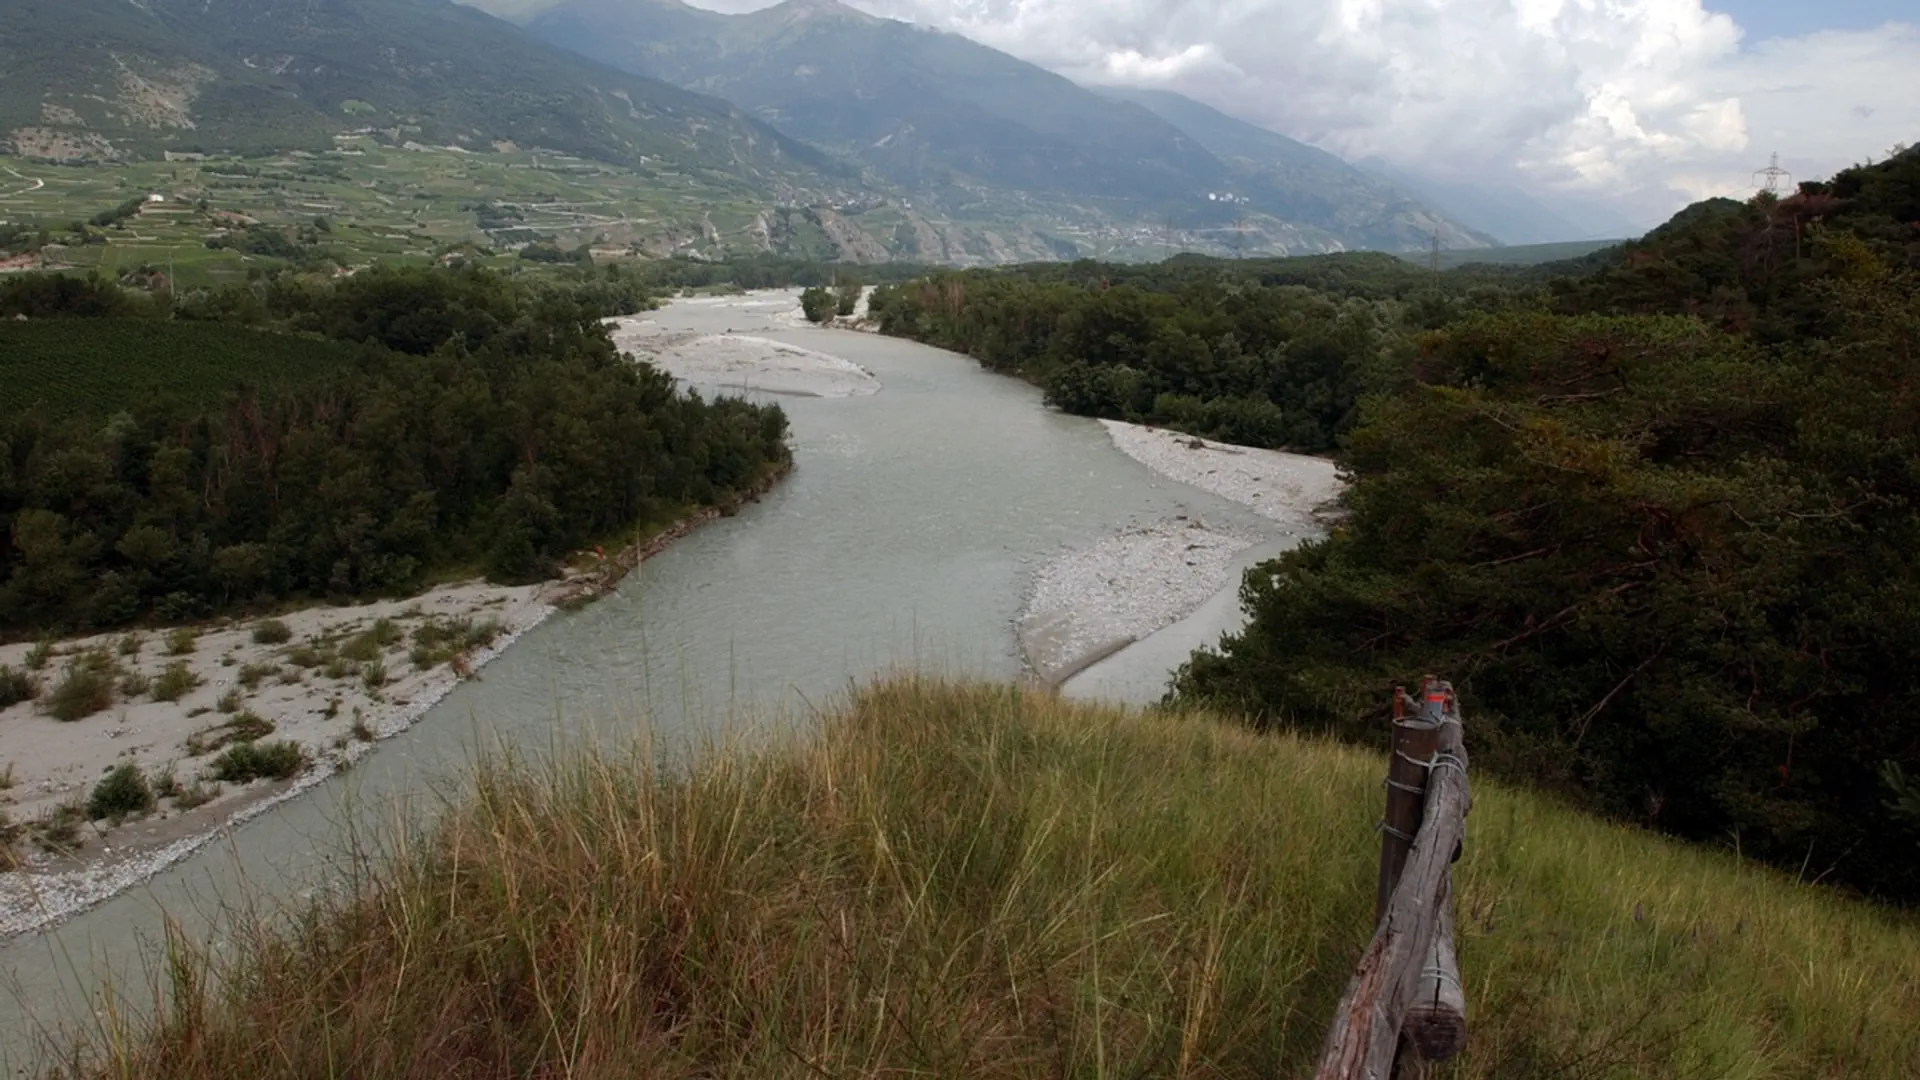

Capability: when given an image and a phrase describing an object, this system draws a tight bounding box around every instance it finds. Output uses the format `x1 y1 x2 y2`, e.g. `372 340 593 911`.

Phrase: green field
58 678 1920 1079
0 319 356 418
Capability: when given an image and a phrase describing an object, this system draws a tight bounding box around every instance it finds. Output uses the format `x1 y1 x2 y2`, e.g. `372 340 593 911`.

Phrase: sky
680 0 1920 228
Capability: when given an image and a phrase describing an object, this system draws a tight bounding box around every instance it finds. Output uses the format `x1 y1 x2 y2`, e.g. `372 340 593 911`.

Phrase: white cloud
692 0 1920 225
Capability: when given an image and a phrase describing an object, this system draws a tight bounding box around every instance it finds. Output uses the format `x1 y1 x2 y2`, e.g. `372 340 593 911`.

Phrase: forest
864 252 1523 452
0 267 790 633
878 147 1920 901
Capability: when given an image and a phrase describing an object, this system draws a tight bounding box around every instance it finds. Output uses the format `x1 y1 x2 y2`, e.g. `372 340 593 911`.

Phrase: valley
0 0 1915 1075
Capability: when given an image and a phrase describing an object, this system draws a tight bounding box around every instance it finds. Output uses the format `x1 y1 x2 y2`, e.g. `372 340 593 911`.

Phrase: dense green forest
0 267 790 633
879 147 1920 901
866 252 1519 452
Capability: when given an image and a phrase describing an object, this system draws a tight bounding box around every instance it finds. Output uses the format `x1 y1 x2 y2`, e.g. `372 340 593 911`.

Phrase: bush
118 669 153 697
185 711 276 756
152 661 203 702
340 619 402 663
87 763 155 821
251 619 293 645
237 662 276 689
409 616 503 668
43 653 117 722
0 664 38 707
208 739 308 783
165 629 198 655
799 286 835 323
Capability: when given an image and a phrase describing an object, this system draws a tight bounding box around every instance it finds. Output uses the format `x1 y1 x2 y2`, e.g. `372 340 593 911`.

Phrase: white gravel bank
0 584 557 940
1100 420 1343 525
1019 517 1253 685
1018 421 1345 690
609 321 881 398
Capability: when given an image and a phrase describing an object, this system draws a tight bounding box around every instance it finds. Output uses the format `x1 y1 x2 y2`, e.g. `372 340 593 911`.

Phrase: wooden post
1377 680 1441 923
1403 875 1467 1060
1316 680 1471 1080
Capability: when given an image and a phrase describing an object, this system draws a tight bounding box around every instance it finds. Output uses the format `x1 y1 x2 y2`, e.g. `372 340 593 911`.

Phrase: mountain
1093 87 1494 252
1360 164 1644 246
497 0 1493 256
0 0 842 198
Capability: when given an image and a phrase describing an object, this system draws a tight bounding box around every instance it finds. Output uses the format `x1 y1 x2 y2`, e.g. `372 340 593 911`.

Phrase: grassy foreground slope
76 680 1918 1078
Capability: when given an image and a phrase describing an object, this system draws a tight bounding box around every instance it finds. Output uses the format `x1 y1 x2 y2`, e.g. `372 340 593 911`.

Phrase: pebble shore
1017 422 1344 688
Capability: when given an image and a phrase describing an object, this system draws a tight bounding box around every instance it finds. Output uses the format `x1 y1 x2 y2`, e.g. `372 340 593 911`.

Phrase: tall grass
66 679 1920 1078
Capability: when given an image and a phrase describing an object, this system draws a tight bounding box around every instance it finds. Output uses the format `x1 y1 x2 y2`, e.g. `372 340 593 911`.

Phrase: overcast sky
684 0 1919 227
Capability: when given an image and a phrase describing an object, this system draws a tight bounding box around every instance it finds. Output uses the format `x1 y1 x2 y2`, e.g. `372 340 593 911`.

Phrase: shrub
340 619 402 663
152 661 203 702
409 616 503 668
251 619 293 645
25 640 53 670
118 669 153 697
238 662 276 689
87 762 155 822
165 629 198 655
362 660 387 690
185 711 276 756
171 779 220 810
217 688 244 713
116 633 142 657
799 286 834 324
44 652 117 722
287 644 328 669
0 665 38 708
208 740 308 783
31 800 85 853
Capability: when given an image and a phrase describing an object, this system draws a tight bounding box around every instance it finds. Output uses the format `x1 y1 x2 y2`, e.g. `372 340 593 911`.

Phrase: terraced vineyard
0 139 834 288
0 318 357 417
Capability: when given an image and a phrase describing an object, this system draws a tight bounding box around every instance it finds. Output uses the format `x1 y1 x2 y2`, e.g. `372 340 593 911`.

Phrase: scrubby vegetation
0 266 790 635
61 679 1920 1079
207 739 308 783
42 650 118 722
87 762 155 822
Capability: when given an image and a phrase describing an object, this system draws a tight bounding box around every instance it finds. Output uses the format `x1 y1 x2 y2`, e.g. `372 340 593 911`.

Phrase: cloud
701 0 1920 224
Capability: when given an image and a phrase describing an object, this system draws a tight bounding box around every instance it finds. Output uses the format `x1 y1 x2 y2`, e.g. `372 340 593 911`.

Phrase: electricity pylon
1753 152 1792 196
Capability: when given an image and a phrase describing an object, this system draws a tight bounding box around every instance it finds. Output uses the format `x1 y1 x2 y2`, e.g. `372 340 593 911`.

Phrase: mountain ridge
508 0 1493 255
0 0 845 199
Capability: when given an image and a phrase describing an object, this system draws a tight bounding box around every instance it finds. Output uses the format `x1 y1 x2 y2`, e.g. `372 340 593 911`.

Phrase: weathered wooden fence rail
1316 677 1472 1079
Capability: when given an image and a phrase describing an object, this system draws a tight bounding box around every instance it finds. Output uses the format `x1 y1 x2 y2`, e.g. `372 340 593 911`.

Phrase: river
0 292 1280 1063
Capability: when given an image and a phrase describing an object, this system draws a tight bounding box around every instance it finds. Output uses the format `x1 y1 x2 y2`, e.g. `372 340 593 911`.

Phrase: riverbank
0 466 793 941
609 321 882 398
1018 422 1344 688
50 678 1920 1079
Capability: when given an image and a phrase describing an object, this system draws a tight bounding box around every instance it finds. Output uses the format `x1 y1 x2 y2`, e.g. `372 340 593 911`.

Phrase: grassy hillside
63 679 1919 1078
0 319 356 418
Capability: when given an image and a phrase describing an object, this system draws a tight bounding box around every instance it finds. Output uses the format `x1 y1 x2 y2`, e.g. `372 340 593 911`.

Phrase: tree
800 286 835 324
